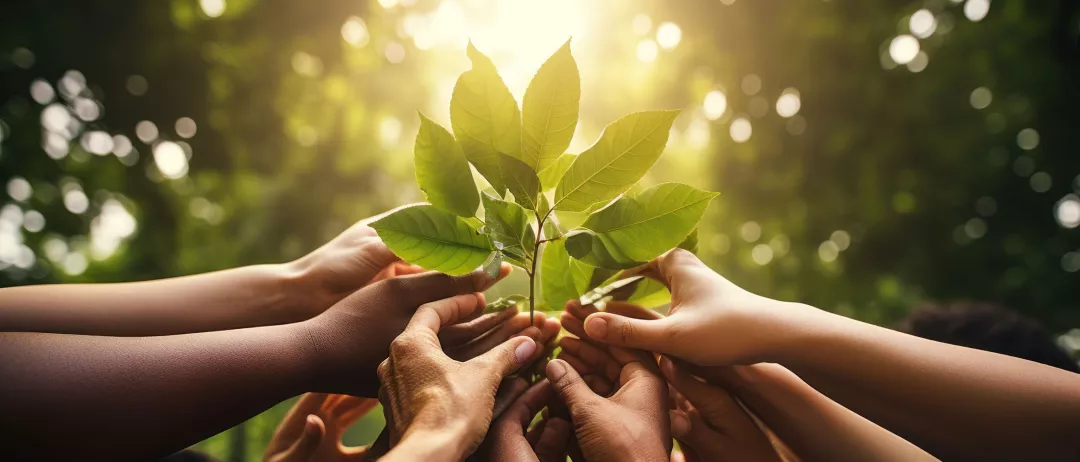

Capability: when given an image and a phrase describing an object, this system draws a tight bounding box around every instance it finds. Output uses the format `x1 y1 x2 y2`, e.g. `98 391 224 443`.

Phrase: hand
545 353 670 462
299 265 511 396
378 294 543 460
578 249 816 366
478 380 574 462
287 218 414 318
660 357 782 462
264 393 386 462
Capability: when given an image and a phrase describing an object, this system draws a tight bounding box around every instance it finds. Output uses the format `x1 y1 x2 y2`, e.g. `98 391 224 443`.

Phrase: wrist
767 302 853 366
277 260 333 321
387 428 471 461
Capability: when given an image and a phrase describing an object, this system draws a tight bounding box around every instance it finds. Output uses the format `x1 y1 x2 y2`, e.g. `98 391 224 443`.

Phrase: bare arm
782 310 1080 461
0 221 400 336
714 363 937 462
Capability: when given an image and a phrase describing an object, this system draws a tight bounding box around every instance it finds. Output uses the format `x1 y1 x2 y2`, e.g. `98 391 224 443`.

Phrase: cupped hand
660 357 782 462
545 351 670 462
477 380 573 462
300 264 511 396
579 249 812 366
378 293 544 460
264 393 386 462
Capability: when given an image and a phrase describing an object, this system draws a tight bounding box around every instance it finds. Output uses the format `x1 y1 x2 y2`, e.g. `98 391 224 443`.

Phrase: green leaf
371 204 494 276
625 278 670 308
580 183 717 262
482 251 503 279
482 192 535 261
538 153 576 192
414 113 479 217
541 239 581 308
499 153 541 211
564 230 641 269
678 229 699 253
484 294 527 314
580 275 644 305
450 43 521 193
554 110 680 211
522 40 580 171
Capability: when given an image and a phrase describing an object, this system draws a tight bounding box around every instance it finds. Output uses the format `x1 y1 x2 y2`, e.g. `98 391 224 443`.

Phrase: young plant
371 40 717 320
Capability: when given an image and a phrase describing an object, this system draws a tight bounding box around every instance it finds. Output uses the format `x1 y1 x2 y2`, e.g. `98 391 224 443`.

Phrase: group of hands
260 219 801 462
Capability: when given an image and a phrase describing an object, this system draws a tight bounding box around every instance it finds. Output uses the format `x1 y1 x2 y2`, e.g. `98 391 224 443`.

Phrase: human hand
578 249 818 366
477 380 574 462
287 217 419 318
378 294 544 460
660 357 782 462
299 264 511 396
545 352 670 462
264 393 386 462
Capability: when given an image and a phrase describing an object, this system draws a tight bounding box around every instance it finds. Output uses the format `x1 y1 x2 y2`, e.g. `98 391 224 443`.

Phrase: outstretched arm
0 268 501 460
579 250 1080 461
0 221 402 336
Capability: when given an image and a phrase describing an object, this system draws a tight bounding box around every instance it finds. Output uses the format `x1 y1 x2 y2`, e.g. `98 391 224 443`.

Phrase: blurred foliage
2 0 1079 460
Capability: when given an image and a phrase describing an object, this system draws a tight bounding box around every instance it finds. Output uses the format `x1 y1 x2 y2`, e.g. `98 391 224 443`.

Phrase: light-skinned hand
579 249 816 366
378 293 544 460
264 393 385 462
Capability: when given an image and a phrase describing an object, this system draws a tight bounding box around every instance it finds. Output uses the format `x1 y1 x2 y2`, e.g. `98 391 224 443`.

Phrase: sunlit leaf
579 275 644 305
482 251 503 279
371 204 494 276
414 113 479 217
580 183 717 262
451 42 521 193
564 230 640 269
539 153 576 191
523 40 580 171
678 229 699 253
482 192 535 263
484 294 528 314
554 110 680 211
499 153 540 211
541 239 581 308
625 278 670 308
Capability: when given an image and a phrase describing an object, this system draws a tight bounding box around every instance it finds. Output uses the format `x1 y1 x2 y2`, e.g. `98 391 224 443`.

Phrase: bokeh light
656 22 682 50
909 9 937 38
703 90 727 120
729 117 752 143
889 35 920 65
153 141 189 179
775 88 801 118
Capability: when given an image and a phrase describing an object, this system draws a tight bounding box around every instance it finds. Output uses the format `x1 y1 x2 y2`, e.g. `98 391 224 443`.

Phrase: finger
451 313 545 361
289 393 330 418
276 414 325 462
582 374 614 396
533 417 572 462
384 264 510 310
408 293 486 335
558 337 621 382
660 356 741 424
525 418 547 446
642 248 704 289
363 428 391 461
672 408 727 458
440 306 520 347
540 317 561 346
332 397 380 426
492 377 531 421
473 334 540 379
604 301 665 320
546 359 599 413
560 311 589 341
583 311 674 353
565 300 599 321
503 381 553 429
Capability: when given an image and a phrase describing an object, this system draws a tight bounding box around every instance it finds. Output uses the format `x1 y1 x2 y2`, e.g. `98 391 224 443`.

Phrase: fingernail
670 412 690 437
305 415 319 435
585 316 608 339
515 338 537 364
547 360 567 381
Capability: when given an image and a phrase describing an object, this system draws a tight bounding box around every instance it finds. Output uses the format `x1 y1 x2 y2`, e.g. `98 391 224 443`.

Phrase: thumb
546 359 600 415
279 415 324 462
583 312 674 353
474 336 538 379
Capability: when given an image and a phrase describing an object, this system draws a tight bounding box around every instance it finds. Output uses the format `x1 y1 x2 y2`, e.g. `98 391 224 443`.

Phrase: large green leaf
371 204 494 276
564 230 641 269
499 153 540 211
540 239 583 308
538 153 576 192
414 113 479 217
450 43 521 193
579 183 717 262
522 40 580 171
554 110 680 211
482 192 535 263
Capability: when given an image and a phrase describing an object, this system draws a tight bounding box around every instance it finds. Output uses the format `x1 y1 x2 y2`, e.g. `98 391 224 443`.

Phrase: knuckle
388 335 416 357
617 319 636 344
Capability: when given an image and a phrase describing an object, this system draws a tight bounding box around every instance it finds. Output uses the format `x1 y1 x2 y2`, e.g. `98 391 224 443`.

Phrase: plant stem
528 208 555 324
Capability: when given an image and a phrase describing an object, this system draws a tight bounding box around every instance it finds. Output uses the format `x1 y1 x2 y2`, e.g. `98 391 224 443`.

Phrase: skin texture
0 220 407 335
0 265 508 461
477 380 574 462
578 249 1080 461
266 312 560 462
378 294 544 462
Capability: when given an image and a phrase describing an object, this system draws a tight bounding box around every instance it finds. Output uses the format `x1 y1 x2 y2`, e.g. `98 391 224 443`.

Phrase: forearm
777 306 1080 461
0 322 318 460
382 429 470 462
728 363 935 462
0 263 317 335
